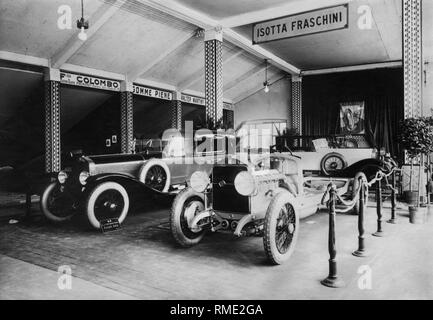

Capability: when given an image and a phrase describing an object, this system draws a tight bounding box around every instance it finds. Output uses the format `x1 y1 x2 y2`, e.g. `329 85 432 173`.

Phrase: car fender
84 173 155 195
331 158 387 178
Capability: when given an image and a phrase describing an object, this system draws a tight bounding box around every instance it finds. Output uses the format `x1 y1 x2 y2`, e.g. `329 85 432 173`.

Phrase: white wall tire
85 182 129 230
170 187 206 247
40 182 77 222
263 191 299 265
138 159 171 192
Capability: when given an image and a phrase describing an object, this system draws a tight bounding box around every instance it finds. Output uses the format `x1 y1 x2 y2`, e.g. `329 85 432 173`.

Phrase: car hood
86 151 162 164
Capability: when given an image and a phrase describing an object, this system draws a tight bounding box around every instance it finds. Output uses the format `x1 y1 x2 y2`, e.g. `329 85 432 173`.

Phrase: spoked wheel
320 152 347 176
170 187 206 247
264 191 299 265
145 165 167 191
40 182 77 222
85 182 129 229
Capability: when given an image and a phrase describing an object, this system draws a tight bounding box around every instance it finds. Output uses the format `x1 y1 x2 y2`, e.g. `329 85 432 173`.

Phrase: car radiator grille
212 165 250 214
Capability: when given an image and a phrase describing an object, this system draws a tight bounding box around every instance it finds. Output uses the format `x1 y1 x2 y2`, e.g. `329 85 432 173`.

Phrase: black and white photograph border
0 0 432 305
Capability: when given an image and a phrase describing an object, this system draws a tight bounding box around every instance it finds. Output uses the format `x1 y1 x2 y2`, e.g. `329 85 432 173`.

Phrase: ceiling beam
220 0 354 28
129 29 197 81
139 0 215 29
51 0 126 68
233 74 287 104
224 63 267 92
0 51 49 67
224 29 299 74
178 47 244 91
61 63 126 81
301 61 402 76
140 0 300 75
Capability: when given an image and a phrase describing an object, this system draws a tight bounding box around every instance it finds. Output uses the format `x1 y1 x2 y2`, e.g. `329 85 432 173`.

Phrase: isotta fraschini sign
252 4 348 44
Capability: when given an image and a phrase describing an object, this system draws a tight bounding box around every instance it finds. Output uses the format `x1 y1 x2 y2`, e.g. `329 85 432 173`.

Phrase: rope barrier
321 166 399 288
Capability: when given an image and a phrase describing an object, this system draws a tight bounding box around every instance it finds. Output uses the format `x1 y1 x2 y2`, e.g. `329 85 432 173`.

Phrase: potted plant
399 117 433 223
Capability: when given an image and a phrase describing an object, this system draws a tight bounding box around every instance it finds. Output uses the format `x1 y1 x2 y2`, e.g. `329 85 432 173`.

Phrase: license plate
100 218 121 233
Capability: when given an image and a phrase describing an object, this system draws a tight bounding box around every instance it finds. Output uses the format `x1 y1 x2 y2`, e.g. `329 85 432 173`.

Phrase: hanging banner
339 101 365 134
133 85 173 100
60 72 121 91
252 4 348 44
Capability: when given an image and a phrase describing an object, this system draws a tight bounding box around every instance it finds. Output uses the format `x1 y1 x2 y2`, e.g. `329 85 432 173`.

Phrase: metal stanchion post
321 183 345 288
353 181 368 257
388 170 397 224
373 179 385 237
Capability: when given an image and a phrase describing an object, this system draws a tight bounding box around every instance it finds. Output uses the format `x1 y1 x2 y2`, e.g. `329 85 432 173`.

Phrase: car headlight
234 171 256 196
79 171 90 185
190 171 210 193
57 171 68 184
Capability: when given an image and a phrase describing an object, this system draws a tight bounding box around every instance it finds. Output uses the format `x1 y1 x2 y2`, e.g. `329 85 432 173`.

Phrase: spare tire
320 152 347 176
138 159 171 192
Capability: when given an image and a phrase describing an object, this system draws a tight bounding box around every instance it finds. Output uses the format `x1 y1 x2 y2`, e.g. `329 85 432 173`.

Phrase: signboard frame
132 84 173 101
252 4 349 44
59 71 121 92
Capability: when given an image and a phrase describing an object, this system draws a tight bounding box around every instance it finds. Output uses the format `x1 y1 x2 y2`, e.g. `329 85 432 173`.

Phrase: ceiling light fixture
77 0 89 41
263 59 270 93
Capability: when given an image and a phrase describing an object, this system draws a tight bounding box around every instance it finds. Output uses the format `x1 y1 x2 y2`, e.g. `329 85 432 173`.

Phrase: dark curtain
302 68 404 159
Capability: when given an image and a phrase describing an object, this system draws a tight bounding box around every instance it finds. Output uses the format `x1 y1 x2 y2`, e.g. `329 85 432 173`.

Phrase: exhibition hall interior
0 0 432 300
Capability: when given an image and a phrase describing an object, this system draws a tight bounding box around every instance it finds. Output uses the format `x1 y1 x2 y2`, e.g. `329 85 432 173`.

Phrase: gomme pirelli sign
252 4 348 44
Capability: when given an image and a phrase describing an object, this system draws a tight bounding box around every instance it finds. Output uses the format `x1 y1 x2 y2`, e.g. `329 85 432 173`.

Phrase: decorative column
291 75 302 134
44 68 61 173
120 81 134 154
171 92 182 130
403 0 423 119
204 28 223 128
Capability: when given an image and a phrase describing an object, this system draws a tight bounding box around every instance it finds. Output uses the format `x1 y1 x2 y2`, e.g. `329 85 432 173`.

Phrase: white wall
233 77 291 128
423 0 433 115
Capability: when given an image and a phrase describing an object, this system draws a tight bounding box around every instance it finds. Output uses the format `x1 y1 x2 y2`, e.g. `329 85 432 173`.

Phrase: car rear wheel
85 182 129 230
264 191 299 265
170 187 206 247
40 182 77 222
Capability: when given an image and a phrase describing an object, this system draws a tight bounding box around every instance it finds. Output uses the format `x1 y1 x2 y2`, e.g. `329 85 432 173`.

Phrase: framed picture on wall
339 101 365 134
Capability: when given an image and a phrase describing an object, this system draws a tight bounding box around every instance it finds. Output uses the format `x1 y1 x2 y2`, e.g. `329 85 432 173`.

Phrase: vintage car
170 153 354 265
40 131 236 229
274 134 379 176
235 118 389 177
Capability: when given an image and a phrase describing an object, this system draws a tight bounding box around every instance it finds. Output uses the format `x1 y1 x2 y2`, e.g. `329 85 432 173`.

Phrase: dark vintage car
170 152 396 265
40 131 236 229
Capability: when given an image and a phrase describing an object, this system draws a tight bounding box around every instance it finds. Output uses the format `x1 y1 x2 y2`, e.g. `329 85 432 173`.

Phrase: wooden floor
0 200 432 300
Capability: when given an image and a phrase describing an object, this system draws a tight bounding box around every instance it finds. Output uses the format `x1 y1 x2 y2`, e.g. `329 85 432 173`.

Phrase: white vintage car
276 135 375 176
235 119 376 176
170 153 354 265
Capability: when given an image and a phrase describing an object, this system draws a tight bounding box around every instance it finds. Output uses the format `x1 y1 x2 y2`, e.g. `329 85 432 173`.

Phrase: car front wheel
263 191 299 265
40 181 77 222
170 187 206 247
85 182 129 230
